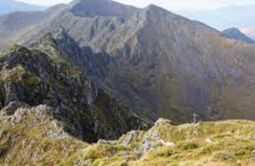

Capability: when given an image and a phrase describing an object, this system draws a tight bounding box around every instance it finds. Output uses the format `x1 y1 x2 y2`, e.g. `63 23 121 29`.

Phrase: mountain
0 0 45 14
1 0 255 123
222 28 255 45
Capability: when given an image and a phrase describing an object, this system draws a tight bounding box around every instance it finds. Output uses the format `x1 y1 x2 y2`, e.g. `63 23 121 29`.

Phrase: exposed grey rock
0 101 28 116
135 137 157 155
97 139 110 144
154 118 173 126
121 130 141 146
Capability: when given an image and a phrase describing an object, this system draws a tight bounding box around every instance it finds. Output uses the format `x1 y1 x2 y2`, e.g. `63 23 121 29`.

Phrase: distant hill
0 0 45 14
222 28 255 45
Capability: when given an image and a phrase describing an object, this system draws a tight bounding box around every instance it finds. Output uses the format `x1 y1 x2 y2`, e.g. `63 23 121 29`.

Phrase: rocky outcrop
0 45 149 142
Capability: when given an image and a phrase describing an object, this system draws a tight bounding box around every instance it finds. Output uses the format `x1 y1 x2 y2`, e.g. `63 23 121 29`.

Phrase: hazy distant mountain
222 28 255 45
0 0 45 14
179 5 255 30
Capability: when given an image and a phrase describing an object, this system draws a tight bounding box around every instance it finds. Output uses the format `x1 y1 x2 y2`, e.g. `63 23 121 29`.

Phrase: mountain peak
223 27 255 44
69 0 139 17
142 3 176 20
224 27 242 34
144 4 169 13
145 4 162 10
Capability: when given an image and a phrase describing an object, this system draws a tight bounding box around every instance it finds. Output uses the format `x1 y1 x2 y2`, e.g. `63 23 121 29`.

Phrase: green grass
79 120 255 166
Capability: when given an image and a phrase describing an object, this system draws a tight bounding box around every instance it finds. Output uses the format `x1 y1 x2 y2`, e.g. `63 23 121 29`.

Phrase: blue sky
16 0 255 11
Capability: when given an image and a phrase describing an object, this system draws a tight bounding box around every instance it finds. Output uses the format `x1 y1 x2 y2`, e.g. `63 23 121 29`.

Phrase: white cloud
16 0 255 11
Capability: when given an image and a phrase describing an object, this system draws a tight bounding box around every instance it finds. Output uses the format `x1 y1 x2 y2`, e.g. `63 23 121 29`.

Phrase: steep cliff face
0 45 148 142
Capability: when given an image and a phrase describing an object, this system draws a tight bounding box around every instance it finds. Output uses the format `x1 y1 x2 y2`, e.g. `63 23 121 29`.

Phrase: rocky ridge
0 45 148 143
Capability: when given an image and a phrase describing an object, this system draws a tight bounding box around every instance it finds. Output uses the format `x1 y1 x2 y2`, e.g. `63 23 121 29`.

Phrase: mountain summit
223 28 255 45
69 0 139 17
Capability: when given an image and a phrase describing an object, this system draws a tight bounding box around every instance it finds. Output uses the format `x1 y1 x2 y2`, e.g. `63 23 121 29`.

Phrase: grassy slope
79 119 255 166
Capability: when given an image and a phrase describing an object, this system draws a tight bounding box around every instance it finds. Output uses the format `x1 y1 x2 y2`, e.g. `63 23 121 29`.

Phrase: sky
16 0 255 11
